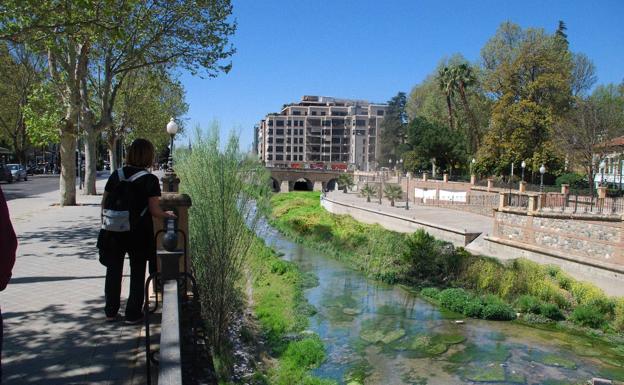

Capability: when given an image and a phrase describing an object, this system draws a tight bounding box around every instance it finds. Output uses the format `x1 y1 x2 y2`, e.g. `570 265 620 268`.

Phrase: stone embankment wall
485 208 624 296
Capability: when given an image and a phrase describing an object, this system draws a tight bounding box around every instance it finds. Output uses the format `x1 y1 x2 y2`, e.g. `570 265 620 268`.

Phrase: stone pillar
499 192 508 210
538 193 546 209
155 193 192 276
313 181 323 192
280 180 289 193
443 173 449 183
487 178 494 192
470 174 476 185
597 185 607 199
422 172 428 181
527 194 538 213
161 172 180 193
561 184 570 195
519 181 527 193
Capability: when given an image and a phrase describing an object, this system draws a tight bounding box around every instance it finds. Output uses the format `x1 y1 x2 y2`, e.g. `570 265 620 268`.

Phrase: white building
594 135 624 189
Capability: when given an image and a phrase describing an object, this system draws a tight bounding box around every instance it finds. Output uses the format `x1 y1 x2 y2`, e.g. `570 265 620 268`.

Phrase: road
1 172 112 201
1 175 62 201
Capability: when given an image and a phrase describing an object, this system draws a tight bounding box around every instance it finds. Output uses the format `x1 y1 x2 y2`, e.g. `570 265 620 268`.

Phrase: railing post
487 178 494 192
443 173 449 183
499 192 508 210
519 181 527 193
422 172 428 182
470 174 476 185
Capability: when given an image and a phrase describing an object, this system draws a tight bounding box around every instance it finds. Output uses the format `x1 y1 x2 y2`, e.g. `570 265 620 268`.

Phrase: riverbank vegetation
270 192 624 334
246 238 336 385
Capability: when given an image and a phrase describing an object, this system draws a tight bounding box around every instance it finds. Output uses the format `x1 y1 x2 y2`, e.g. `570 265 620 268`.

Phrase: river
259 224 624 385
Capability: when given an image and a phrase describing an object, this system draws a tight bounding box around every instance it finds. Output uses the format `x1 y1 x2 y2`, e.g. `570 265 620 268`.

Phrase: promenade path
325 190 494 246
3 177 149 385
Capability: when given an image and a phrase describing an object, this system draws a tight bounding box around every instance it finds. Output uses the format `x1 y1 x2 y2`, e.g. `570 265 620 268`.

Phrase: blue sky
179 0 624 150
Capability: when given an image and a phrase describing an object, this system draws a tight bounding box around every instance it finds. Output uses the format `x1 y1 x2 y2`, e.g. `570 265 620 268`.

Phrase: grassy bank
246 237 336 385
270 192 624 334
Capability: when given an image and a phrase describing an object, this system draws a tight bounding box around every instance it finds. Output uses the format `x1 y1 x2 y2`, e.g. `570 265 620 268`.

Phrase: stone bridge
268 168 352 192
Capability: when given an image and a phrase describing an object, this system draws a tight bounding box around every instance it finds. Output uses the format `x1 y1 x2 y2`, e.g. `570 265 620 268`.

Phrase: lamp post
166 117 179 171
470 158 475 174
521 160 526 183
405 173 410 210
539 164 546 193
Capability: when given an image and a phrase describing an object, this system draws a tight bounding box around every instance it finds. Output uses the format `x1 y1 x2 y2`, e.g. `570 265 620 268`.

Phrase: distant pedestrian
0 186 17 383
97 138 175 324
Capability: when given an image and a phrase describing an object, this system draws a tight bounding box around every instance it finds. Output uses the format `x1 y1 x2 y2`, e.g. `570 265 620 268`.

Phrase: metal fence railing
539 194 624 215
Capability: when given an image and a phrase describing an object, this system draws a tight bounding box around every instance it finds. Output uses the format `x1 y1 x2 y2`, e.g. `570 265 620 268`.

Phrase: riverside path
2 175 149 385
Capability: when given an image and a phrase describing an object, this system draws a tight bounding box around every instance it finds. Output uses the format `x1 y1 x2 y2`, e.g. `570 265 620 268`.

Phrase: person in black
99 139 175 324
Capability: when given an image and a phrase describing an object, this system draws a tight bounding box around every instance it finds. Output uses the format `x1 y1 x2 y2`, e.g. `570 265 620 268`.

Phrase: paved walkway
3 179 150 385
326 190 493 237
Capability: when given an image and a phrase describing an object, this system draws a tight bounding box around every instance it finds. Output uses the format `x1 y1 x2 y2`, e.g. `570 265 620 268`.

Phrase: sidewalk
3 180 148 384
325 190 493 237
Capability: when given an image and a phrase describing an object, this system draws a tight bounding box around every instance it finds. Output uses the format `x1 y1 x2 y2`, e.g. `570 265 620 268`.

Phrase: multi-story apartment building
256 95 387 171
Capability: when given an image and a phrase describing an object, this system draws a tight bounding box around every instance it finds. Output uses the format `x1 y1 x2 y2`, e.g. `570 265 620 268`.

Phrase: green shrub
271 259 294 275
438 288 472 314
570 305 607 328
420 287 441 300
402 230 459 284
463 298 484 318
540 303 565 321
515 295 542 314
614 299 624 332
481 295 516 320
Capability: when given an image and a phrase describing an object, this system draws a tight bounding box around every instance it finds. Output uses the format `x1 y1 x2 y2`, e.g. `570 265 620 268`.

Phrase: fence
411 190 499 216
540 194 624 215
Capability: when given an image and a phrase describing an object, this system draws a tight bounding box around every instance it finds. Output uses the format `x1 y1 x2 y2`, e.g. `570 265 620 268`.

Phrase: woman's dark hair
125 139 155 168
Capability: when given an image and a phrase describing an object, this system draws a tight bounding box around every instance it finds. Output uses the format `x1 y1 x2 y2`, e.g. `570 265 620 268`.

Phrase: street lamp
521 160 526 183
539 164 546 193
405 173 410 210
166 117 179 171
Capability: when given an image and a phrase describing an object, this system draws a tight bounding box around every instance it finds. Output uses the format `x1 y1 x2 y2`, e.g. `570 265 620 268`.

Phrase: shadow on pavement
17 218 98 261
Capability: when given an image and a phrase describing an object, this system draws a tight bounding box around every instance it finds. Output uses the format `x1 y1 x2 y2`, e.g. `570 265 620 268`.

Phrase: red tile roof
595 135 624 149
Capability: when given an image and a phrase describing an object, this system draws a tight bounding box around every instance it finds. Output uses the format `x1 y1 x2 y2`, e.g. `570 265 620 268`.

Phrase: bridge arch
325 178 338 191
269 177 280 193
293 178 313 191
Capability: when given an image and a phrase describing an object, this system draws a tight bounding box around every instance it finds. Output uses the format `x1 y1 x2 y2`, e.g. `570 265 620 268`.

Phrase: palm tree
437 66 455 130
337 173 354 193
360 184 377 203
451 63 480 153
383 184 403 207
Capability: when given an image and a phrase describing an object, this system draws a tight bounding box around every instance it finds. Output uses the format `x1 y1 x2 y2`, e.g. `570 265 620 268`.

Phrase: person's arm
148 196 176 219
101 191 108 211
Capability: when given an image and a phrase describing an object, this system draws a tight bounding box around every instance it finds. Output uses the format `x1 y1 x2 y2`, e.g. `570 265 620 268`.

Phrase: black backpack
101 168 149 232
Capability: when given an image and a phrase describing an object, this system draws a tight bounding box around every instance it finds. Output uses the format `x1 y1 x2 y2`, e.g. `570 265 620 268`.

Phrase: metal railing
540 194 624 215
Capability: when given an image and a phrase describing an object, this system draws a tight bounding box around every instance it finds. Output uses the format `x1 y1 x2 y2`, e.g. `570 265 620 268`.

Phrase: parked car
6 164 27 181
0 165 12 183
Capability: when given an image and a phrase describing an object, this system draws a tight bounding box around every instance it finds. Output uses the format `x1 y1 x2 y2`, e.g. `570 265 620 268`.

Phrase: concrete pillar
280 180 289 193
499 192 508 210
487 178 494 192
155 193 192 277
313 181 323 192
597 186 607 199
161 172 180 193
538 193 546 209
443 173 449 183
519 181 527 193
561 184 570 195
527 194 538 213
470 174 476 185
422 172 428 181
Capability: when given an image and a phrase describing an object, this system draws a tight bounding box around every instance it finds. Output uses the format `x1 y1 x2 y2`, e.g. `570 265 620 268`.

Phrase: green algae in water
506 371 526 384
376 303 406 316
600 356 624 367
430 333 466 345
342 307 361 316
598 364 624 381
463 364 506 382
529 350 577 369
344 358 373 384
381 329 406 344
448 343 510 364
359 329 386 344
485 331 507 342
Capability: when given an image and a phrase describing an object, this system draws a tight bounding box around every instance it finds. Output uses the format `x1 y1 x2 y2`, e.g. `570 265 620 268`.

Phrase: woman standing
98 139 175 324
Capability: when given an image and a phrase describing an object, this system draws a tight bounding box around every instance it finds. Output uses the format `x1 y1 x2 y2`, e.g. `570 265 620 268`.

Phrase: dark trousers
104 252 148 320
1 309 3 384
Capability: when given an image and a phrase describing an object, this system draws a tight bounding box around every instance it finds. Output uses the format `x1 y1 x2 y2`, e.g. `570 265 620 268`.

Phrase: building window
276 155 283 161
356 119 366 126
287 129 291 135
287 120 292 126
276 120 284 127
294 120 298 127
276 138 284 144
268 154 272 160
286 155 290 161
268 146 273 152
276 146 283 152
321 111 326 116
299 146 303 152
311 111 317 116
377 110 384 116
276 129 284 135
268 120 273 126
293 111 301 115
268 129 273 134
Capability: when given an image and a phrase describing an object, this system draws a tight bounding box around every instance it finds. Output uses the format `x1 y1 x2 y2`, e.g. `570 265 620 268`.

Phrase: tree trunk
458 85 480 153
367 196 370 203
59 127 77 206
83 127 98 195
108 134 118 171
391 199 395 207
445 95 454 130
